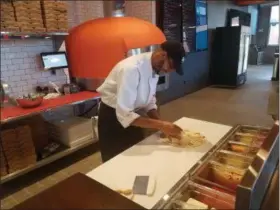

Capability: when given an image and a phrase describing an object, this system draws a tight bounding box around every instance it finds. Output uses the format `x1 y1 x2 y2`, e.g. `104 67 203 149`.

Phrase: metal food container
231 133 264 146
238 126 270 136
223 141 259 155
154 124 279 210
169 181 235 210
194 161 245 191
213 150 253 169
228 126 270 146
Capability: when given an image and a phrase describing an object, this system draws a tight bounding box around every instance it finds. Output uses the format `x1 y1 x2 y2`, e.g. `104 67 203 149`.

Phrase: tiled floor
160 65 276 127
1 145 102 209
0 65 277 209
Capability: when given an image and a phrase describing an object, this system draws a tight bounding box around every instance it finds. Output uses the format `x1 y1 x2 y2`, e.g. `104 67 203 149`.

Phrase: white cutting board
86 117 232 209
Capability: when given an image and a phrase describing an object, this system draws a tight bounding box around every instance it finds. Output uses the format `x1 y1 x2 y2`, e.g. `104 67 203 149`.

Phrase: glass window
268 5 279 46
270 5 279 23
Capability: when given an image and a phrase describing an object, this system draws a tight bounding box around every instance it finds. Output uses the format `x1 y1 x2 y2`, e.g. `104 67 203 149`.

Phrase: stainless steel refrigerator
210 26 251 87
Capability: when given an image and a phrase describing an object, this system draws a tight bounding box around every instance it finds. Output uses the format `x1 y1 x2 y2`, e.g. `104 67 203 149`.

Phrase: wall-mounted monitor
40 52 68 70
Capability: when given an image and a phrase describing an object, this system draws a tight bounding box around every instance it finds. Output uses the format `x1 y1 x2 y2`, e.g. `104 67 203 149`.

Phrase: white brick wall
1 1 104 98
1 39 67 98
0 1 155 98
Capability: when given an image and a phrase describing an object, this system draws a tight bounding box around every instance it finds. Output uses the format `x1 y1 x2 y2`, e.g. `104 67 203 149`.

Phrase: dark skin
147 109 160 120
151 49 175 74
131 48 182 139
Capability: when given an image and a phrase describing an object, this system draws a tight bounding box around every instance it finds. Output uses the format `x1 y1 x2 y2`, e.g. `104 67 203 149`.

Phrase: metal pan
213 150 253 169
194 161 245 191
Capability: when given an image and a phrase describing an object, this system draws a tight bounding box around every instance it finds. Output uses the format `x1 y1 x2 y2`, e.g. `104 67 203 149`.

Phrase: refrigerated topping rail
157 124 278 210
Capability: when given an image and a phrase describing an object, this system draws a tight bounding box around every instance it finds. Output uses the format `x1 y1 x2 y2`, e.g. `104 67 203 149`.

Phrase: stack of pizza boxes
0 144 8 177
1 126 37 173
16 125 37 167
13 0 46 32
41 0 68 32
0 0 19 32
1 128 23 173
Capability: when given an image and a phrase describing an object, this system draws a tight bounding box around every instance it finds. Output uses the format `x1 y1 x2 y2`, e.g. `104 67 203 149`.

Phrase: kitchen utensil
0 81 17 107
132 175 156 196
49 81 61 94
62 83 80 94
0 81 7 103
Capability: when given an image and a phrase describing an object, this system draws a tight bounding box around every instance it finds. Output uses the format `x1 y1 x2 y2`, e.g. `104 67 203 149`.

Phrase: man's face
153 51 175 74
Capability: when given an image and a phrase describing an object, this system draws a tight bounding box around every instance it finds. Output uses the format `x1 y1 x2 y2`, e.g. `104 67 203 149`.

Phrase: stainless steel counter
156 124 279 210
85 119 278 210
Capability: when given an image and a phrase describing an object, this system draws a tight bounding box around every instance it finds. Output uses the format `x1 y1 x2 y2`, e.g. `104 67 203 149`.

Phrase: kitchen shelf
1 91 100 184
1 31 68 40
1 139 96 184
1 91 100 124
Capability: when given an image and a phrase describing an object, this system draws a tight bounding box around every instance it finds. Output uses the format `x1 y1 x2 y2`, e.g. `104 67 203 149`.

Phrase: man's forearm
147 109 160 120
131 116 163 130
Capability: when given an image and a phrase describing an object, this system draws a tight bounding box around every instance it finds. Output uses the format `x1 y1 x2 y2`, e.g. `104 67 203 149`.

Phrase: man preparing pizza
97 41 186 162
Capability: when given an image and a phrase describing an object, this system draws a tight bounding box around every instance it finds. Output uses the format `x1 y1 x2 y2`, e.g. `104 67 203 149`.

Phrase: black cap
161 41 186 75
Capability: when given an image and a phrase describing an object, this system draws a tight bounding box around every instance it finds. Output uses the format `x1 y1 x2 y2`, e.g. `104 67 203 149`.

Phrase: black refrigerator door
210 26 242 86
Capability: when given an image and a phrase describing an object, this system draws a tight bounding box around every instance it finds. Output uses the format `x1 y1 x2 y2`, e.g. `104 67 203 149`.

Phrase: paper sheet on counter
87 117 232 209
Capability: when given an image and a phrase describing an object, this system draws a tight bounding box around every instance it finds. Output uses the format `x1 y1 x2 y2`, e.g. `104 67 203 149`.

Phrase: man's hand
160 121 182 140
131 117 182 140
159 132 174 143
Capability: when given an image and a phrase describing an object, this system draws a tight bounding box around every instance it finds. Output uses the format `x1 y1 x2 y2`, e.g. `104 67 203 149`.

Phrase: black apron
98 102 144 162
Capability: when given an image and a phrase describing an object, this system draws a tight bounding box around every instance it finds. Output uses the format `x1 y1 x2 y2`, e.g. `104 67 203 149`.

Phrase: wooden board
14 173 145 210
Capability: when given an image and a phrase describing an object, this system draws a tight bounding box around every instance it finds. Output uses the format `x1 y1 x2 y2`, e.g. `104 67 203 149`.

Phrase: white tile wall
0 0 154 98
1 39 67 97
0 1 104 98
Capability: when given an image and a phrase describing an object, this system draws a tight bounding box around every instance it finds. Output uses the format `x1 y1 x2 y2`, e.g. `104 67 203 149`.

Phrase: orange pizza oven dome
66 17 166 80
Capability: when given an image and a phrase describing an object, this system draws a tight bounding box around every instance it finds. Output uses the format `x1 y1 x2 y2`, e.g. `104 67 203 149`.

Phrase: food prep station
155 124 279 210
87 117 279 210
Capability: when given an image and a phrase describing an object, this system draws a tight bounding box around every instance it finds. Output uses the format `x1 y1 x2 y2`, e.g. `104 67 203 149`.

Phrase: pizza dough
115 189 134 200
116 189 132 195
160 130 206 148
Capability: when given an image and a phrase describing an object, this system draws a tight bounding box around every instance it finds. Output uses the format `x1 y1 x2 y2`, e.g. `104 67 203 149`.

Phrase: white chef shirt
97 52 159 128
